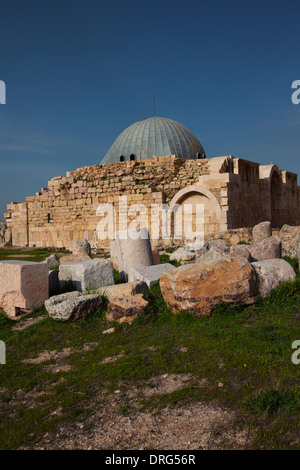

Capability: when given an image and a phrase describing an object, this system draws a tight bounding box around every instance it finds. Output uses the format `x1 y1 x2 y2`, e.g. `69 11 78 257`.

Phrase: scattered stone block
128 263 174 288
279 225 300 258
250 236 281 261
72 238 91 257
59 259 114 292
43 254 59 270
252 221 272 243
0 260 49 318
59 254 91 265
229 244 251 261
106 295 148 324
45 291 102 322
160 257 258 316
96 281 148 300
252 258 296 298
169 247 195 263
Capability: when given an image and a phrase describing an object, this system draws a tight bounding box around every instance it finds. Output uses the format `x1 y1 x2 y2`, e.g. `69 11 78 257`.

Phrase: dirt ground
3 371 250 450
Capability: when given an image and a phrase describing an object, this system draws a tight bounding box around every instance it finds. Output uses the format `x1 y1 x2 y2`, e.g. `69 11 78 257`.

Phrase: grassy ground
0 252 299 449
0 247 70 263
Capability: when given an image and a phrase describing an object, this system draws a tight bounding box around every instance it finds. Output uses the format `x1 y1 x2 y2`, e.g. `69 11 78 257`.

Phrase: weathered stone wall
5 155 300 248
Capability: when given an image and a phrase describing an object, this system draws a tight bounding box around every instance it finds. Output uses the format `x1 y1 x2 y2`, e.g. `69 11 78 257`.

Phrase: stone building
4 116 300 249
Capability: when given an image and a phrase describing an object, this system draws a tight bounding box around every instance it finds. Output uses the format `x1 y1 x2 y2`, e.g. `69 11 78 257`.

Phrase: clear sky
0 0 300 220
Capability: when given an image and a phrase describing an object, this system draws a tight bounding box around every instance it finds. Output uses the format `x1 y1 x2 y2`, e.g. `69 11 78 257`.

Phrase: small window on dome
130 154 135 161
196 152 206 159
120 155 125 162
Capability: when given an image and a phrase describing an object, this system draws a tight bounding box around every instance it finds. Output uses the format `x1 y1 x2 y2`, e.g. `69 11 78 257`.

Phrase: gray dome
101 116 206 163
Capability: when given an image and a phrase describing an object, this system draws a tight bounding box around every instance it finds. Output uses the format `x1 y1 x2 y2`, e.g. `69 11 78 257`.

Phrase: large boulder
72 238 91 257
252 221 272 243
45 291 103 322
169 247 195 263
252 259 296 298
249 236 281 261
278 225 300 258
59 258 114 292
160 257 258 316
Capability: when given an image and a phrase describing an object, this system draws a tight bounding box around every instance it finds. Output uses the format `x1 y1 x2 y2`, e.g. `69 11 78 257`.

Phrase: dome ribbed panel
101 116 205 163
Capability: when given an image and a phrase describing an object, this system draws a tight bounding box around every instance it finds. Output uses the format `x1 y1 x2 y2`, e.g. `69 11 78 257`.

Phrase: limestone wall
5 155 300 248
5 156 211 249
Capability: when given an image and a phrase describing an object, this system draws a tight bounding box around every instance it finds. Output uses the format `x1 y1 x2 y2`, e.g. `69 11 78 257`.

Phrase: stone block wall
5 155 300 248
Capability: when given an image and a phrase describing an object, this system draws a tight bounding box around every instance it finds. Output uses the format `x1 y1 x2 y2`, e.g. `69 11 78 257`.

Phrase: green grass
0 254 299 449
0 247 70 263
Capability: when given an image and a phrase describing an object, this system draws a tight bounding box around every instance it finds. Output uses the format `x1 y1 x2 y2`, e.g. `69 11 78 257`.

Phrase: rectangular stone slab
58 258 114 292
128 263 175 288
0 260 49 318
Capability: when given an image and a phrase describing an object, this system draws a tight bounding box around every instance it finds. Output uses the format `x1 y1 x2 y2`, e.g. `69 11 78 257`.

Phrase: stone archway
170 185 222 239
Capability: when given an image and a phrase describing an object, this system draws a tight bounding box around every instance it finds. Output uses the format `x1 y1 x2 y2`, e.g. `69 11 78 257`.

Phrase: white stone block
58 258 114 292
128 263 175 288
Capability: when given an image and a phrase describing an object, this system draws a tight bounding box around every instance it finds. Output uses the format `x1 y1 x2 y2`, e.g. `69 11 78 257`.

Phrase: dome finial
153 95 156 116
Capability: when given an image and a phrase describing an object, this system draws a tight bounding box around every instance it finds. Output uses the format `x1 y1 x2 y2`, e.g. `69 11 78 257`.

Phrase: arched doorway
170 185 222 241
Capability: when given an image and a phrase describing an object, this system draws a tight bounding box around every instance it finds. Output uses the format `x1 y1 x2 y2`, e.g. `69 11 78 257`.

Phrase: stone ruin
4 155 300 250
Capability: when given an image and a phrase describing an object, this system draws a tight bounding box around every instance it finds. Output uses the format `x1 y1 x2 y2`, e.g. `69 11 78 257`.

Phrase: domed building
4 115 300 250
101 116 206 163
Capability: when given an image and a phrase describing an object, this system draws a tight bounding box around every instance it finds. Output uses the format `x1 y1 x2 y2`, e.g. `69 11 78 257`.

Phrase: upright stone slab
0 260 49 318
115 227 154 281
128 263 175 288
59 258 114 292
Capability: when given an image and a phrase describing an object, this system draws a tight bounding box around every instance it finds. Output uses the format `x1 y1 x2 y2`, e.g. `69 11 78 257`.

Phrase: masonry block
0 261 49 318
59 258 114 291
128 263 175 288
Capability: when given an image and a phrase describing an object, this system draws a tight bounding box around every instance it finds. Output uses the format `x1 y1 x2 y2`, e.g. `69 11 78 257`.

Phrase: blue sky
0 0 300 220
